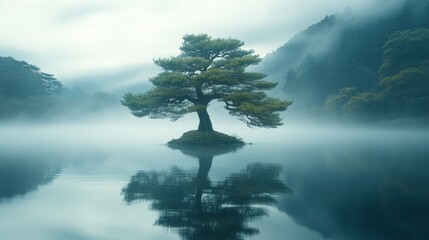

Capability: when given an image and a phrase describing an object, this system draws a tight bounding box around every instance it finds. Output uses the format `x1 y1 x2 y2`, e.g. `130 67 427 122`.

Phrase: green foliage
325 28 429 123
379 28 429 77
0 56 62 98
323 87 359 116
122 34 291 130
343 92 388 121
380 65 429 115
0 56 64 119
224 92 289 127
122 90 191 120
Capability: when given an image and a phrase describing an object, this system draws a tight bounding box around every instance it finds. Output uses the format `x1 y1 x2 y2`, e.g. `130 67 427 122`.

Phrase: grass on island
167 130 245 147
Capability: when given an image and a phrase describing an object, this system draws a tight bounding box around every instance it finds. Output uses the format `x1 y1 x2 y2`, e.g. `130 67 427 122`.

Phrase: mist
0 0 385 79
1 0 429 239
257 0 405 81
1 104 428 239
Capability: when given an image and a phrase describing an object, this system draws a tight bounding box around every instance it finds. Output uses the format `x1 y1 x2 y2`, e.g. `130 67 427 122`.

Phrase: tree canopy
0 56 62 98
324 28 429 122
379 28 429 78
122 34 291 132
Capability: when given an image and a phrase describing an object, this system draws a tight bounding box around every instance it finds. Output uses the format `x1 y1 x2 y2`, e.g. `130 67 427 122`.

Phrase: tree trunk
197 108 213 132
193 156 213 212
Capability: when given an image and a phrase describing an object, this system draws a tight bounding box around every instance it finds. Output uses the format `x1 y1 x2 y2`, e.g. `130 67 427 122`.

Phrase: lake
0 122 428 240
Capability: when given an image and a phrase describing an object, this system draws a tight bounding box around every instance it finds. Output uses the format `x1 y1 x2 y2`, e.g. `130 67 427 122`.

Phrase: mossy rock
167 130 245 148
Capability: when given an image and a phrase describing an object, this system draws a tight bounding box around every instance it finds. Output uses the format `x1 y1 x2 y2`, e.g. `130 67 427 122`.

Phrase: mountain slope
259 0 429 119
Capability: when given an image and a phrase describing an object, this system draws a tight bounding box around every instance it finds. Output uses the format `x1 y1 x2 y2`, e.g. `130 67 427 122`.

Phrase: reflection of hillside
123 146 290 240
0 157 60 200
278 143 429 240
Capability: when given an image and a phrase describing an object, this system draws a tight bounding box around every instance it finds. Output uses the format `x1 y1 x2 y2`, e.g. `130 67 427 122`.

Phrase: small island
167 130 245 148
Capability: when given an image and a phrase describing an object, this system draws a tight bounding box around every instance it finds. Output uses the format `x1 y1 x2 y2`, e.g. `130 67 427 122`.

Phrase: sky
0 0 381 82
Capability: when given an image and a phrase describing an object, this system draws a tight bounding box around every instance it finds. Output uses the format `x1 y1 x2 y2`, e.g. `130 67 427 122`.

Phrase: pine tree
122 34 291 132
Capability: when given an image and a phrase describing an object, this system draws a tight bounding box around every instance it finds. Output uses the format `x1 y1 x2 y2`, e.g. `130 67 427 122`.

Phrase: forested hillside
0 57 118 120
261 0 429 124
0 56 62 98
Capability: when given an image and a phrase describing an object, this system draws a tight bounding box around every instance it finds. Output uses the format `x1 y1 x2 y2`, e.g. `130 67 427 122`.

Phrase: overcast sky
0 0 381 81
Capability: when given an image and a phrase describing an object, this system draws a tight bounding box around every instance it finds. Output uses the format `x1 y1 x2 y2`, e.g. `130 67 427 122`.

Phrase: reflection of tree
0 157 60 200
122 146 290 240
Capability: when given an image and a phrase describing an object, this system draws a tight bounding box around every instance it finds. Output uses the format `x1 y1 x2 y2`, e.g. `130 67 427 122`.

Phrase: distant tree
333 28 429 122
379 65 429 115
0 56 62 98
379 28 429 78
342 92 388 121
323 87 359 117
122 34 291 132
0 56 64 119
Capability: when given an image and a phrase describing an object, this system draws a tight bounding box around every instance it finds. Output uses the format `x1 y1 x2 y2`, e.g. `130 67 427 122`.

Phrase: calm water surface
0 124 428 240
